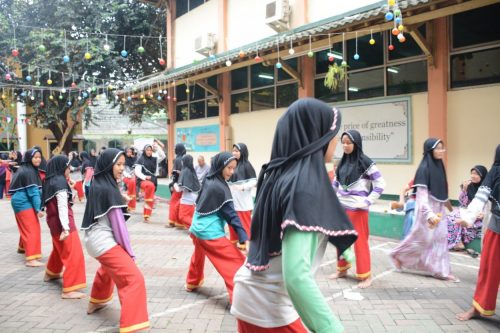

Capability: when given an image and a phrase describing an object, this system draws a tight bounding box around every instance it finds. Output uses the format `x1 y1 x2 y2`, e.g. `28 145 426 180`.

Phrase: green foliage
324 62 347 92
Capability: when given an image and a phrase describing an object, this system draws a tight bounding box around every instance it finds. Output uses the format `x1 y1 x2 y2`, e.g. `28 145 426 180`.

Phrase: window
452 3 500 49
189 101 205 120
277 83 298 108
348 68 384 100
175 75 219 121
231 92 250 114
231 67 248 90
207 98 219 117
388 25 426 61
451 47 500 88
251 63 274 89
314 78 345 103
176 0 209 18
387 61 427 95
251 87 274 111
315 43 343 75
278 57 298 81
347 32 383 70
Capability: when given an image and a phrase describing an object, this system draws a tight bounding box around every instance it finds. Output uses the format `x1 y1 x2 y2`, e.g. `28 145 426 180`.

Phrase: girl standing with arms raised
330 129 386 288
83 148 149 332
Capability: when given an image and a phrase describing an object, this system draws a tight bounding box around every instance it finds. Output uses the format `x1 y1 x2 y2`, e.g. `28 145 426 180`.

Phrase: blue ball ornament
25 75 32 82
121 50 128 58
157 96 162 101
385 12 394 21
127 96 132 101
67 101 72 106
82 92 89 98
63 55 70 63
395 16 402 24
209 54 216 60
354 53 360 60
20 92 27 97
276 62 282 69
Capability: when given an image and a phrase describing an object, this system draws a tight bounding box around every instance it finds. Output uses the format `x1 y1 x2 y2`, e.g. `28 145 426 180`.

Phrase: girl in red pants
176 155 200 229
134 145 157 222
168 143 186 227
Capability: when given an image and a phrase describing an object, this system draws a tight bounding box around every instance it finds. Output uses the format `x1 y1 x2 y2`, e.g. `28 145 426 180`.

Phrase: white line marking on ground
320 242 390 267
151 292 228 318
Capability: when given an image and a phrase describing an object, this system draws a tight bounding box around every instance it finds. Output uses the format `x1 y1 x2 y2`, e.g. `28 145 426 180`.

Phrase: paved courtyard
0 198 498 333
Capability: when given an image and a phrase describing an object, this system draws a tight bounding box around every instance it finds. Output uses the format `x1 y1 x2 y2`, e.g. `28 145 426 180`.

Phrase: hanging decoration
63 31 70 63
158 35 166 66
103 34 111 53
327 34 335 62
11 24 19 57
275 38 282 69
138 37 145 54
369 29 375 45
353 32 360 60
288 37 295 55
307 35 314 58
388 32 395 51
121 35 128 58
254 43 262 62
47 70 53 85
84 36 92 60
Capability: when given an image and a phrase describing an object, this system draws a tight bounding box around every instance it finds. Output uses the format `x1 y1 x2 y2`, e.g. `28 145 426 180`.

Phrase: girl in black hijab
228 143 257 245
176 154 201 229
390 138 458 282
9 148 44 267
168 143 186 227
68 151 84 202
32 145 47 181
232 98 357 333
456 144 500 321
185 152 248 303
42 155 86 299
446 165 488 250
330 129 386 288
82 148 149 332
134 144 157 222
123 147 138 213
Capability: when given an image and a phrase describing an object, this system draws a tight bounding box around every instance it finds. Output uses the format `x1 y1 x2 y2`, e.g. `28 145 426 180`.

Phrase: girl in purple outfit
390 138 459 282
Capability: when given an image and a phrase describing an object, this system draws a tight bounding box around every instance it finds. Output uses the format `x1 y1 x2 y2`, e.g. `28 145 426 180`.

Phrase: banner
176 124 220 152
334 97 412 163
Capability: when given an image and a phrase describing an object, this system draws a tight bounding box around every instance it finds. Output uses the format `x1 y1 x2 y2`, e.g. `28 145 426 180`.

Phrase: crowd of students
0 97 498 332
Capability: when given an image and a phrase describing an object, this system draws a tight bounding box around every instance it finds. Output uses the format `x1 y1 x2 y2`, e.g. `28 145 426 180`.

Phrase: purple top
108 208 135 258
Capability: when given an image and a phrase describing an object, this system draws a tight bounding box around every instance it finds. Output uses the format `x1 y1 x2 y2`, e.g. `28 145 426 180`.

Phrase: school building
135 0 500 199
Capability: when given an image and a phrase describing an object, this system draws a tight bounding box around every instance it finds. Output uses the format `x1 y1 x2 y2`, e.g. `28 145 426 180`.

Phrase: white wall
308 0 380 23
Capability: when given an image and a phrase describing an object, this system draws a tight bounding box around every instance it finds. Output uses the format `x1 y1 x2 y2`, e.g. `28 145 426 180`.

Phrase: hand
59 230 69 241
146 176 151 180
455 219 470 228
37 211 45 218
462 180 471 192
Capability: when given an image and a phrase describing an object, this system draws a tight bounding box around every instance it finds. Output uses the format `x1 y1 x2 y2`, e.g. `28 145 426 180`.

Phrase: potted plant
324 62 348 92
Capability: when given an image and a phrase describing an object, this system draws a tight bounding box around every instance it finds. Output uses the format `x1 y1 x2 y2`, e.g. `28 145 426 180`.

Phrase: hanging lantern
121 50 128 58
254 55 262 62
392 28 400 36
11 49 19 57
138 46 145 53
328 53 335 62
25 75 32 82
225 60 232 67
388 44 395 51
84 52 92 60
159 58 166 66
63 55 70 63
385 12 394 21
36 81 41 86
288 48 295 55
38 44 46 52
47 79 53 85
353 54 360 60
276 62 282 69
369 38 376 45
307 51 314 58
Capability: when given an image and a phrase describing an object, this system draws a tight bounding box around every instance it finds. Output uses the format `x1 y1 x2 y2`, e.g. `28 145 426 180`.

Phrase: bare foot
328 270 348 280
143 217 150 223
456 307 480 321
358 277 372 289
390 256 402 270
25 260 44 267
87 302 107 314
44 273 61 282
62 291 86 299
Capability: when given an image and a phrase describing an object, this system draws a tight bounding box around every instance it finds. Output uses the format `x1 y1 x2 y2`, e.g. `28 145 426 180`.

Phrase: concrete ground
0 197 498 333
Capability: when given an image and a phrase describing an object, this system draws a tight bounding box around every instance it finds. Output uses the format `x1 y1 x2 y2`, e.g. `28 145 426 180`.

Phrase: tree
0 0 166 154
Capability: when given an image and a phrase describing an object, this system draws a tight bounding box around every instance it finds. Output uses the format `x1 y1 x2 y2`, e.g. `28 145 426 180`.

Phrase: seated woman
446 165 488 251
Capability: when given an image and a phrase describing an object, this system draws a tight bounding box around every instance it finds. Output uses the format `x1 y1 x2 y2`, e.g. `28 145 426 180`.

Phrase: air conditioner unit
265 0 291 32
194 33 216 56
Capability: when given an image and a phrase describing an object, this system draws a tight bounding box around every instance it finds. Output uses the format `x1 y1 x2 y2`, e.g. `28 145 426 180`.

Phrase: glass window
176 104 189 121
190 0 205 11
452 3 500 49
277 83 298 108
190 84 205 101
176 1 188 17
189 101 205 119
231 67 248 91
451 47 500 88
347 32 383 70
387 61 427 95
388 31 425 61
348 68 384 100
207 98 219 117
251 87 274 111
315 42 343 75
314 78 345 103
251 63 275 88
176 84 187 102
231 92 250 114
278 57 299 81
207 75 218 92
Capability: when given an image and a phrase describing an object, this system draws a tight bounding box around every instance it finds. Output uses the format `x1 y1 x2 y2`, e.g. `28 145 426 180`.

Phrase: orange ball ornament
392 28 400 36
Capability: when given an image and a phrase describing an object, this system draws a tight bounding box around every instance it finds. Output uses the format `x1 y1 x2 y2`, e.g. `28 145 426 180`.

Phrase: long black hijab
42 155 72 204
467 165 488 201
80 151 92 175
178 155 201 192
195 152 236 215
32 146 47 172
413 138 448 202
230 143 257 183
8 148 43 193
172 143 186 183
336 130 374 187
247 98 357 271
81 148 129 229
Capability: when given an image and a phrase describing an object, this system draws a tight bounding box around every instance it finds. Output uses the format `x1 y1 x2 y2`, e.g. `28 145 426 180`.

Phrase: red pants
46 231 86 292
337 210 371 279
472 229 500 316
229 211 252 243
237 318 307 333
140 180 155 219
15 209 41 261
186 235 245 303
178 203 195 229
73 180 84 201
90 245 149 332
168 191 182 226
123 177 137 210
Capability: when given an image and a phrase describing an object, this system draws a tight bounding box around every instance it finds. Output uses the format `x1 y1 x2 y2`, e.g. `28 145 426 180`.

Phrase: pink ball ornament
12 49 20 57
159 58 166 66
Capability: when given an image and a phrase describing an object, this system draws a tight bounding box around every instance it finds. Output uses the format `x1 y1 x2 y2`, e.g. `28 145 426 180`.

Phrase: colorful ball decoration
392 28 400 36
91 86 97 92
82 92 88 98
30 96 35 101
385 12 394 21
395 17 402 24
59 95 63 100
47 79 53 85
38 44 46 52
353 53 360 60
84 52 92 60
254 55 262 62
328 54 335 62
157 95 162 101
341 60 348 67
388 44 395 51
25 75 32 82
121 50 128 58
36 81 41 86
5 73 12 80
1 94 5 99
142 98 147 103
138 46 145 53
12 49 19 57
394 9 401 17
159 58 166 66
61 88 67 94
238 50 245 58
40 101 45 107
307 51 314 58
388 0 396 6
369 38 376 45
127 96 132 101
78 96 82 101
67 101 72 106
49 95 54 101
276 62 282 69
398 35 406 43
208 54 216 60
398 25 404 32
140 94 145 99
225 60 232 67
288 48 295 55
63 55 70 63
103 44 111 52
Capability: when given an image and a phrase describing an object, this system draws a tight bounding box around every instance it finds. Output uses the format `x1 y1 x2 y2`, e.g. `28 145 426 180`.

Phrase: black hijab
8 148 43 193
247 98 357 271
125 148 137 168
230 143 257 183
135 144 157 176
80 151 93 174
178 155 201 192
42 155 72 204
336 130 374 187
69 151 82 168
467 165 488 201
32 146 48 173
195 152 236 215
81 148 129 229
9 150 22 173
413 138 448 202
89 150 97 168
481 145 500 217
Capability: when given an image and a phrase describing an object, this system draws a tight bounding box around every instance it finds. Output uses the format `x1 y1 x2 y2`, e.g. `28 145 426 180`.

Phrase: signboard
334 97 412 163
176 124 220 152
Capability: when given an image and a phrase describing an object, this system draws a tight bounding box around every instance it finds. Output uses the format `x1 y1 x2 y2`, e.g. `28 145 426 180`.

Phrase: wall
447 85 500 197
307 0 380 24
27 125 51 158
